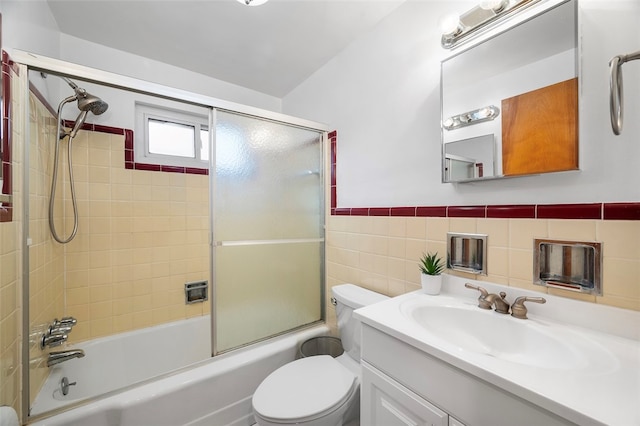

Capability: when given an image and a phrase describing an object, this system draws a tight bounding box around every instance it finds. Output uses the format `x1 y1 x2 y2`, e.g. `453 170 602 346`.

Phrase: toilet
252 284 388 426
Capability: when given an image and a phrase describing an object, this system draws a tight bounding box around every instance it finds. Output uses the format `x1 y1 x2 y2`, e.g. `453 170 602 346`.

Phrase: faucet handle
59 316 77 326
465 283 491 309
49 325 73 335
41 333 68 349
511 296 546 319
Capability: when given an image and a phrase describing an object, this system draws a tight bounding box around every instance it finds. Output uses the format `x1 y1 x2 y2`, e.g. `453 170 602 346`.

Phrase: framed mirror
441 0 578 183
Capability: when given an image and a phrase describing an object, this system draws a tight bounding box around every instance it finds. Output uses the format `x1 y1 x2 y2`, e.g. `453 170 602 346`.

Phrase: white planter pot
421 273 442 295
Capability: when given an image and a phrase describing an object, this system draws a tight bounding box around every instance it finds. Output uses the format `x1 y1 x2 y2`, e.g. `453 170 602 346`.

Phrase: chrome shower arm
62 76 79 91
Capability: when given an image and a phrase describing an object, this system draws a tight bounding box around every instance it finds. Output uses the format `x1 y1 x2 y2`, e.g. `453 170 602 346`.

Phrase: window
135 103 209 168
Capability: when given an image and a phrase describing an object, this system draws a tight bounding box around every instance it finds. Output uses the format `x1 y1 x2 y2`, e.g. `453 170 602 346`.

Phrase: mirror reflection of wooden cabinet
441 0 578 183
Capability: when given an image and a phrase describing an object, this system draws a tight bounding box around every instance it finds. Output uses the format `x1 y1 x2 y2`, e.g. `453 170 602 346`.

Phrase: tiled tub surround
27 87 210 407
0 60 24 418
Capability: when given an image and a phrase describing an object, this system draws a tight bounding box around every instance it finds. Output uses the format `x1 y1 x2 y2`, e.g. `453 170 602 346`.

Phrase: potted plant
419 252 444 295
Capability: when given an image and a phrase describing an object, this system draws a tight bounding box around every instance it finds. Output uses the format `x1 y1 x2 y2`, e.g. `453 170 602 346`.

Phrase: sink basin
402 303 586 370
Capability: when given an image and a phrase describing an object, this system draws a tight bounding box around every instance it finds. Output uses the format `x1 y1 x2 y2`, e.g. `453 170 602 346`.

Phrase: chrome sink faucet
464 283 510 314
47 349 85 367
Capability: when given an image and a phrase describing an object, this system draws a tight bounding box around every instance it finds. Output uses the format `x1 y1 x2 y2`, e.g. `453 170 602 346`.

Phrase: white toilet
252 284 388 426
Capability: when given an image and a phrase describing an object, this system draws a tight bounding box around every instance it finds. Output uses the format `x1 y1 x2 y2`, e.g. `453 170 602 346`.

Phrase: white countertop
354 276 640 426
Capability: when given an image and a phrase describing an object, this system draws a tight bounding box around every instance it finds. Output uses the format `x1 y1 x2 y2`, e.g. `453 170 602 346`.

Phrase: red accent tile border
603 203 640 220
1 50 13 222
448 205 486 218
329 131 337 209
417 206 447 217
537 203 601 220
487 204 536 219
332 203 640 220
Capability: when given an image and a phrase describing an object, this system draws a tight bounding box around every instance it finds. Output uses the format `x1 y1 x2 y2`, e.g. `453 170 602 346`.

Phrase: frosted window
148 119 196 158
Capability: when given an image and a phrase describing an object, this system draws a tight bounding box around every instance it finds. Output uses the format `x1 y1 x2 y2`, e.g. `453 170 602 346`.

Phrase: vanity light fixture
441 0 541 49
236 0 269 5
443 105 500 131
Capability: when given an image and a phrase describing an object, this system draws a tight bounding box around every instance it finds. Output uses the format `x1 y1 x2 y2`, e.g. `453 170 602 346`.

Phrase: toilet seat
252 355 357 423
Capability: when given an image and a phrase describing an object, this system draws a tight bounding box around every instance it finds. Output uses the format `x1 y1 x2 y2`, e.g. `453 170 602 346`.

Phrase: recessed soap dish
447 232 487 275
534 239 602 295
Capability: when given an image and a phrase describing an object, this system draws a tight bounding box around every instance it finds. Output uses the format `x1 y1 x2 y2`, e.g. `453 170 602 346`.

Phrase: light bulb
236 0 269 6
439 13 462 36
479 0 509 11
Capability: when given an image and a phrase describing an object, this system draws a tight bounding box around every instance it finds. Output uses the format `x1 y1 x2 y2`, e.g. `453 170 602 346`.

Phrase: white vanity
354 276 640 426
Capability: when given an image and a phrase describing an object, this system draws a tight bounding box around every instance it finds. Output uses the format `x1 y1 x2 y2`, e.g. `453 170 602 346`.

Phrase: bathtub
30 317 328 426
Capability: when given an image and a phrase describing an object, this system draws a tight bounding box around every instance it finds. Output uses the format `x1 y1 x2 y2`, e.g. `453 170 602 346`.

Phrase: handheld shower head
69 110 89 139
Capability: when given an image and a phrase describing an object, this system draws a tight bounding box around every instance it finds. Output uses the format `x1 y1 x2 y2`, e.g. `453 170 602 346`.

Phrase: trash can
299 336 344 358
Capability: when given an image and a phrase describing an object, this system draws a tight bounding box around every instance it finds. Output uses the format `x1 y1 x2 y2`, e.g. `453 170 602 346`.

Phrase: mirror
441 0 578 183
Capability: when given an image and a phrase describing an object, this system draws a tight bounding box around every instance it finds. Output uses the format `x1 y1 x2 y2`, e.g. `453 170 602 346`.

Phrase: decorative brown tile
93 124 125 135
350 208 369 216
185 167 208 175
330 163 336 186
328 130 337 140
537 203 601 219
134 163 161 172
0 205 12 222
448 205 486 218
334 208 351 216
603 203 640 220
487 204 536 219
416 206 447 217
331 186 337 209
391 207 416 216
160 165 186 174
369 208 391 216
124 150 134 163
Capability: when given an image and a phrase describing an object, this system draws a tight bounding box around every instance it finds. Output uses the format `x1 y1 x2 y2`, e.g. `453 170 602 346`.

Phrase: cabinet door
449 417 466 426
362 363 448 426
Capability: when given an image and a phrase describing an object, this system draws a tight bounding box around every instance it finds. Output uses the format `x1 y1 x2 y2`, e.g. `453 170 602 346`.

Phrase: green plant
419 252 444 276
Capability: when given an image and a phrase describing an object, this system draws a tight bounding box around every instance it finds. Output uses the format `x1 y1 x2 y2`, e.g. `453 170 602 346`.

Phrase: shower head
74 87 109 116
61 77 109 138
62 76 109 114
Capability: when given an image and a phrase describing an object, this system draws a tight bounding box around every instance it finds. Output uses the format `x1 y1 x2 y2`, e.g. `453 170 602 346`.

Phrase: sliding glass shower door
213 110 325 353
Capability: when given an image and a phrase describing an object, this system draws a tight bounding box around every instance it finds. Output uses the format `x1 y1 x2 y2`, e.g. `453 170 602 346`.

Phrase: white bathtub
30 317 328 426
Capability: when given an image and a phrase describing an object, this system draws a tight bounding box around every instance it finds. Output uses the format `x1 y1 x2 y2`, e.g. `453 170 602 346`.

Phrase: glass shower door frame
208 107 327 355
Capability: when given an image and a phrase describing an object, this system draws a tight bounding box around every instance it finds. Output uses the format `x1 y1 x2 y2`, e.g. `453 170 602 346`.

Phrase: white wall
59 34 282 115
283 0 640 207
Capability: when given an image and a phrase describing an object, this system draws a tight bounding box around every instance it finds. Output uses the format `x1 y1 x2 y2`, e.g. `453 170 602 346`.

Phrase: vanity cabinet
362 362 463 426
360 324 572 426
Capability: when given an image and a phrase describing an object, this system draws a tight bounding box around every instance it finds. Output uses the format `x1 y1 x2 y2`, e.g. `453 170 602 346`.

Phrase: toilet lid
253 355 357 422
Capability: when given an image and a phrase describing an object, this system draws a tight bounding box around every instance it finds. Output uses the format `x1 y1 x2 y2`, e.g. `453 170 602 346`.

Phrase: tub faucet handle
59 316 78 326
41 333 68 349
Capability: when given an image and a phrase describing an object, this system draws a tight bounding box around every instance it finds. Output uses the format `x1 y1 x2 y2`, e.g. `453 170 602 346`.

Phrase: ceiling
46 0 406 98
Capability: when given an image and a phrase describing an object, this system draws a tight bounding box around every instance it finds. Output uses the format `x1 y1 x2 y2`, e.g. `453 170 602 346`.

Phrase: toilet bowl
252 284 388 426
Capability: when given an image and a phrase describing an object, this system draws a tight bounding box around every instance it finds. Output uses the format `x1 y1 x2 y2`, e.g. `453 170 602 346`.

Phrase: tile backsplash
325 215 639 331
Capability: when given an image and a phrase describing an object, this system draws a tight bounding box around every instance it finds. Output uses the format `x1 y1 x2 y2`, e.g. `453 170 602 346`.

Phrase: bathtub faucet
47 349 85 367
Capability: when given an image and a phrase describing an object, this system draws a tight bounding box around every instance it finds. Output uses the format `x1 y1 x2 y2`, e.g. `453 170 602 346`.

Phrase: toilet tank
332 284 388 362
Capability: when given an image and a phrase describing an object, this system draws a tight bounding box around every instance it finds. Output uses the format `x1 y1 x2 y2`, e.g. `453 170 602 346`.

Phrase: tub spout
47 349 85 367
